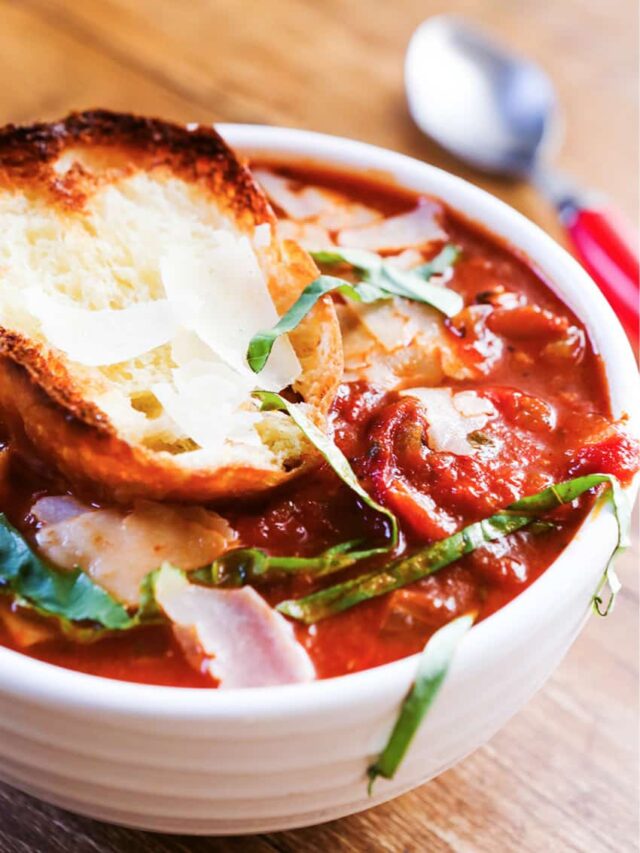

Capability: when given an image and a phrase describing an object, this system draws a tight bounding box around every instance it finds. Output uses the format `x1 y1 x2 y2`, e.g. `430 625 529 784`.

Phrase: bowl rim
0 124 638 721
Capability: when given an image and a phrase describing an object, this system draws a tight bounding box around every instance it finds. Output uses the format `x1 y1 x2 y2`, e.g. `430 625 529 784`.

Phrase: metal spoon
405 15 638 341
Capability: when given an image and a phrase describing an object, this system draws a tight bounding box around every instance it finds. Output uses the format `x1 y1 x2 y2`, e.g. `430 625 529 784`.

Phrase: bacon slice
154 566 315 688
32 498 237 606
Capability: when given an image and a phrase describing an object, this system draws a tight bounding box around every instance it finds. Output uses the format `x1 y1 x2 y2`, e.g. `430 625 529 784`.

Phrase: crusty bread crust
0 111 343 503
0 355 288 503
0 110 270 225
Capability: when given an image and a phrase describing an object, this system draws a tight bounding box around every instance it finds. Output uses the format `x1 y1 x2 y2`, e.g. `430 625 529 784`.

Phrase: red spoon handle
562 204 639 343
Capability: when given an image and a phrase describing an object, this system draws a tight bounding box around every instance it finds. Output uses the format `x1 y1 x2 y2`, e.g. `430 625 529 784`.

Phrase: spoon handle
559 201 638 344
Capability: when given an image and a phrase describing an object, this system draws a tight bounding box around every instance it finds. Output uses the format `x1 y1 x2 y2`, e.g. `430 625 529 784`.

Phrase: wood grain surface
0 1 637 850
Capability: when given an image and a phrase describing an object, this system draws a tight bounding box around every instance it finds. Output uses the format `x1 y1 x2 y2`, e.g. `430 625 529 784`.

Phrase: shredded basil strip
365 471 629 794
367 613 475 793
0 472 627 638
0 514 141 639
193 539 388 587
590 474 630 616
278 473 628 623
412 243 460 279
311 243 460 287
247 275 384 373
254 390 398 550
246 244 462 374
312 245 462 312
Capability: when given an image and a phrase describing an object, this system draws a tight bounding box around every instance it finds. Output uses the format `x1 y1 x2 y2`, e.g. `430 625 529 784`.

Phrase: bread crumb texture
0 111 342 502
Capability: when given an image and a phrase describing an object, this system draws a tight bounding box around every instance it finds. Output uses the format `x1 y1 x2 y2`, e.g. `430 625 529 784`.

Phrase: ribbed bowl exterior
0 517 614 833
0 127 637 835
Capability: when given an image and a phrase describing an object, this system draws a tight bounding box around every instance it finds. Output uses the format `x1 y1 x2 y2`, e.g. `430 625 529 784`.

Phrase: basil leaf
412 243 461 279
313 244 460 283
367 613 474 793
312 245 463 316
278 473 625 623
0 514 137 638
366 472 628 793
375 266 457 311
508 472 629 616
193 539 386 587
247 244 462 374
590 474 630 616
254 391 398 550
311 247 383 273
247 274 385 374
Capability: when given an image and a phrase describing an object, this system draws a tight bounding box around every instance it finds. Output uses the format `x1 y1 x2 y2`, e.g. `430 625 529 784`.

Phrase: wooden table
0 1 637 850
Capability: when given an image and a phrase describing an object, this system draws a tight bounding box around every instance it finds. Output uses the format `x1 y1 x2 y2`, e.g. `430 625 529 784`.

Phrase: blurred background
0 0 637 226
0 1 637 851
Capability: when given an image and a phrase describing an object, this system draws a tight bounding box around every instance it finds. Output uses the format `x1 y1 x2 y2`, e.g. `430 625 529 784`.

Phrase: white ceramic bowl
0 126 638 835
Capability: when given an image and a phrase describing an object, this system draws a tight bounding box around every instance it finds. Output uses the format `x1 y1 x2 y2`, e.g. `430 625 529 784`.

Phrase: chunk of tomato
567 431 640 483
360 397 457 540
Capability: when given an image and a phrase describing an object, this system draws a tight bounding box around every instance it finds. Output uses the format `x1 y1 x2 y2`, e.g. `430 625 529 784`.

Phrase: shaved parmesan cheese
24 290 177 367
34 500 237 606
338 296 450 389
153 328 295 463
277 219 333 251
30 495 88 525
154 566 315 688
387 248 425 270
93 387 149 437
453 390 497 419
170 328 218 366
349 299 422 352
255 169 328 220
255 169 380 230
315 204 381 232
341 296 443 356
401 387 497 455
160 233 301 391
152 359 263 456
169 439 276 470
0 165 334 483
337 199 447 252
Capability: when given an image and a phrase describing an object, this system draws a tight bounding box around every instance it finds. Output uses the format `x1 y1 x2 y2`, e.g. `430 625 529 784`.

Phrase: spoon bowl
405 14 638 343
405 15 561 177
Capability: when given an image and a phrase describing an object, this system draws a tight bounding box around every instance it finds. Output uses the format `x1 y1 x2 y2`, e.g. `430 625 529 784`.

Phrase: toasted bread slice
0 111 343 503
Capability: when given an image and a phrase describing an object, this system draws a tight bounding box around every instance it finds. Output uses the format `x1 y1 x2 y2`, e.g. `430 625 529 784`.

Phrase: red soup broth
0 162 635 687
